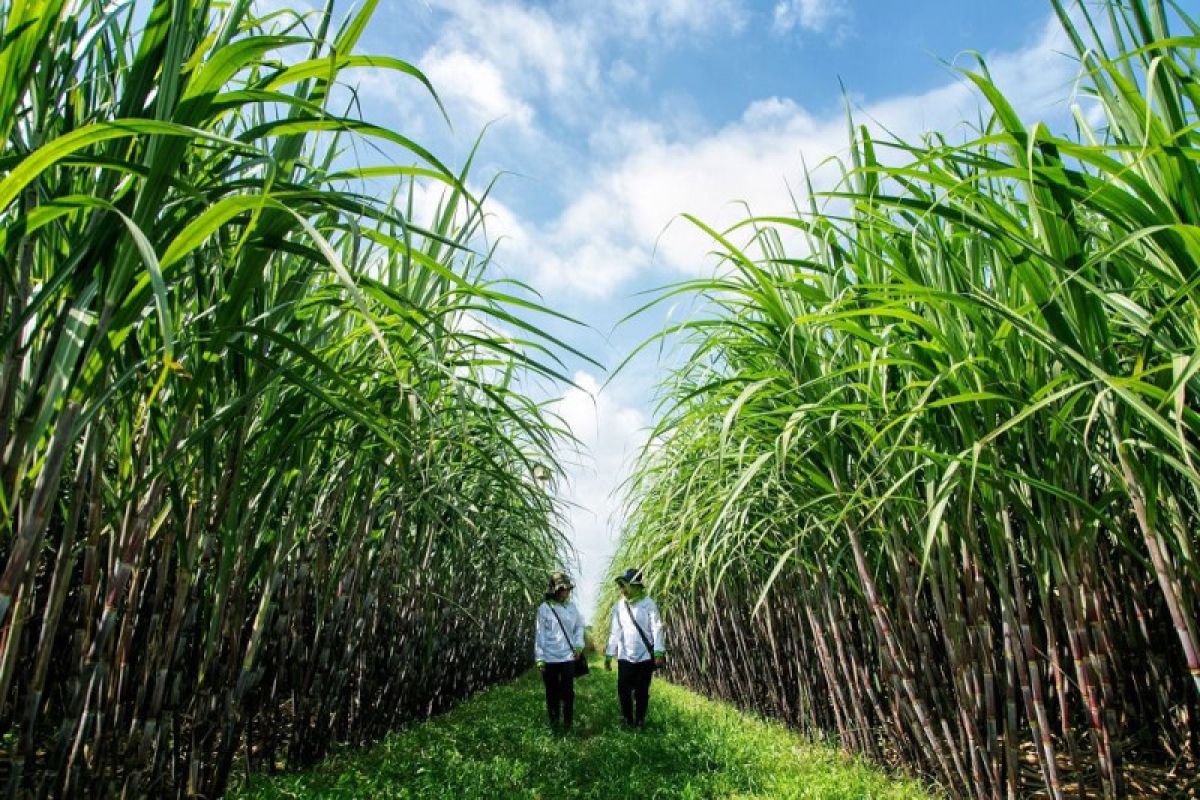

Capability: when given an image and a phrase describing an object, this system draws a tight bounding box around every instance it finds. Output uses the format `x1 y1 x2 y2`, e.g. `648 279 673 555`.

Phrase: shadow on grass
232 663 932 799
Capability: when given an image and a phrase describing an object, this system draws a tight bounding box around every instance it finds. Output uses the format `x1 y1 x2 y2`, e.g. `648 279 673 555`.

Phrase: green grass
231 664 933 799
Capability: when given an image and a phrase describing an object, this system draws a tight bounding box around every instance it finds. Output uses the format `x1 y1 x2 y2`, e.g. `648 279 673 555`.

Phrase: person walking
604 568 665 728
535 571 586 733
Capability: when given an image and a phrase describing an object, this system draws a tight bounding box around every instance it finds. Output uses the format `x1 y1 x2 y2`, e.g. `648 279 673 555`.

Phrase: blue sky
306 0 1095 617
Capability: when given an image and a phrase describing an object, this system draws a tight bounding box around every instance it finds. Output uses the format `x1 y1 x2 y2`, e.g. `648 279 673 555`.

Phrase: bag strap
622 599 656 656
547 603 576 651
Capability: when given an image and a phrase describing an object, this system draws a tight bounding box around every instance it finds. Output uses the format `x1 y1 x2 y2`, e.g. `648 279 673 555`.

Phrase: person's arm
649 599 666 662
605 606 620 669
534 604 547 669
571 604 585 654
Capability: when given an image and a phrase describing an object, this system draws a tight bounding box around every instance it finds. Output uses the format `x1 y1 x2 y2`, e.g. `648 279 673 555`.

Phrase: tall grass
615 1 1200 796
0 0 579 796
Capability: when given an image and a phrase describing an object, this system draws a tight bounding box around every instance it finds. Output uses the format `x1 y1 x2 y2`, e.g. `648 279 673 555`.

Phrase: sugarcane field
1 0 1199 797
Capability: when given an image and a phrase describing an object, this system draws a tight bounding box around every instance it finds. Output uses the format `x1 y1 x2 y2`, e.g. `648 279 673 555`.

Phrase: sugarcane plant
0 0 581 797
614 1 1200 797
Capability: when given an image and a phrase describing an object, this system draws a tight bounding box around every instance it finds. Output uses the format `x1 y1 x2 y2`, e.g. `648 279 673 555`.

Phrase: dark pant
541 661 576 728
617 659 655 726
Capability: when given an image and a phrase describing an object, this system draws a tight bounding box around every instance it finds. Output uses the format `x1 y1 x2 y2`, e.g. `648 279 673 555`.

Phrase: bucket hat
614 568 644 587
547 571 574 594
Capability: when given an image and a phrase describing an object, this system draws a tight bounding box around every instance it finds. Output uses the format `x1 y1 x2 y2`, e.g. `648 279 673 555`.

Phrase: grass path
232 664 933 799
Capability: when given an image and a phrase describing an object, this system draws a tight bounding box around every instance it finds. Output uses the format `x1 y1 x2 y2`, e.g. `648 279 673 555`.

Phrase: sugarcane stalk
0 402 80 628
1110 421 1200 695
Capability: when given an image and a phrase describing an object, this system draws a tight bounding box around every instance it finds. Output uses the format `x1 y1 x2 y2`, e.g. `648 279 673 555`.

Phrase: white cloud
608 59 643 89
551 371 647 619
425 0 599 113
602 0 746 40
397 0 746 133
340 0 598 151
479 194 648 299
772 0 852 39
420 49 535 132
490 12 1081 298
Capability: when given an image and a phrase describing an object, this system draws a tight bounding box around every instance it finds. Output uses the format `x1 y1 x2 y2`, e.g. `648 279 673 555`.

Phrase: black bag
548 604 589 677
622 600 661 671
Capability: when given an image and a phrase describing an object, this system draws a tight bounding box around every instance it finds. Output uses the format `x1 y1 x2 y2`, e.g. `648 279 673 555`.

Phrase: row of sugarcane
0 0 578 797
613 1 1200 797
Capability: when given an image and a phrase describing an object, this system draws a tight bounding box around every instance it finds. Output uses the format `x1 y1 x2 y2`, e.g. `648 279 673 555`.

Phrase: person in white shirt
534 571 586 732
604 568 665 728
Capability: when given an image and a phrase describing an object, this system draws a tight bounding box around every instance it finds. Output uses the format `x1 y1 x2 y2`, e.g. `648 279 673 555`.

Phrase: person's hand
537 660 546 671
654 654 665 668
573 648 584 658
604 657 612 672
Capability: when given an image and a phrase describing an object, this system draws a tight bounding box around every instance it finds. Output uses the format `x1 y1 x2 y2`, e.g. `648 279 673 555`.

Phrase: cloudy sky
320 0 1090 618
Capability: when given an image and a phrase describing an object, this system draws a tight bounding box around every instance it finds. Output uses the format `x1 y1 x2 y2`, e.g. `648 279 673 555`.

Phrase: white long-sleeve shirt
534 601 585 663
605 596 665 663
